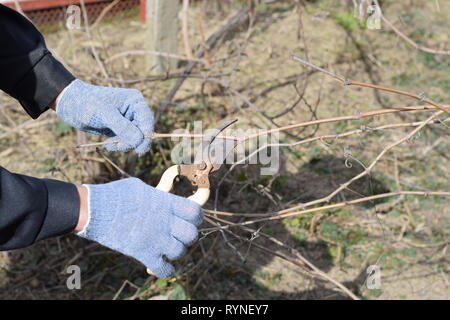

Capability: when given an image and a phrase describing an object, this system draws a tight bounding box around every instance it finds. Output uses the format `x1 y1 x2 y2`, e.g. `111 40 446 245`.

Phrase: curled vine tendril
343 146 353 168
343 146 368 170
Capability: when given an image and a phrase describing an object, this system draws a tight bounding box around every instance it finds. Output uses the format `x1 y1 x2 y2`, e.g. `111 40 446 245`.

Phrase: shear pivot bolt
197 161 207 170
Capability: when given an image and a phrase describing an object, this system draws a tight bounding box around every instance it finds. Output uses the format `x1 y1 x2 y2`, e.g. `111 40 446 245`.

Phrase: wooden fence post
146 0 180 74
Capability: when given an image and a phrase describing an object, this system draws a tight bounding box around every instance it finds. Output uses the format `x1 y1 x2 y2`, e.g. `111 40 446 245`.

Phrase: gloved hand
56 80 154 155
77 178 203 278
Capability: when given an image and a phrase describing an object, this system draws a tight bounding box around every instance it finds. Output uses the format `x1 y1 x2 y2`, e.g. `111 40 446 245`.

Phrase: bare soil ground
0 1 448 299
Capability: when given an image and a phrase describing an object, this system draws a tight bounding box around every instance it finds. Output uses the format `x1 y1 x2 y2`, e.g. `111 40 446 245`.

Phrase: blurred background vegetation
0 0 448 299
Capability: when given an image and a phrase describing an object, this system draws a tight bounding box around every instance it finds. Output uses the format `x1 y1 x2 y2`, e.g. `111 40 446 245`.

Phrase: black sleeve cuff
35 179 80 242
11 51 75 119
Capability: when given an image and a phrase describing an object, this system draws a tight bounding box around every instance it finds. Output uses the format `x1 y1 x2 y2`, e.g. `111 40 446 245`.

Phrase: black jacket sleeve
0 4 80 251
0 4 75 119
0 169 80 250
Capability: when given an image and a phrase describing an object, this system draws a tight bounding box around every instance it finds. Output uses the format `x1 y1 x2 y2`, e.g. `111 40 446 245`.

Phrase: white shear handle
155 165 210 206
147 165 209 276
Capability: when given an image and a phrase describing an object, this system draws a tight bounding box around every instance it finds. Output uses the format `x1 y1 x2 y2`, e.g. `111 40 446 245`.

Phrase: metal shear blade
180 118 238 188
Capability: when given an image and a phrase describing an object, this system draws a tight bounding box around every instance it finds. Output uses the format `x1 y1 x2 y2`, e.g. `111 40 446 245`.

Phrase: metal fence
2 0 141 26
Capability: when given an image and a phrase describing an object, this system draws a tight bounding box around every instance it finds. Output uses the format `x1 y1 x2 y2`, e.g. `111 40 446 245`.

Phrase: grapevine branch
75 105 450 148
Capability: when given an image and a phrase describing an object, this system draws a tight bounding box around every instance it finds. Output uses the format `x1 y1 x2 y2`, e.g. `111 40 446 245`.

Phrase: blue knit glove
77 178 203 278
56 80 154 155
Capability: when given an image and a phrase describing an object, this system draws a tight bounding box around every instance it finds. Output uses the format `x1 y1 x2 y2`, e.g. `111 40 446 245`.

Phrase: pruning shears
146 119 238 276
154 118 239 206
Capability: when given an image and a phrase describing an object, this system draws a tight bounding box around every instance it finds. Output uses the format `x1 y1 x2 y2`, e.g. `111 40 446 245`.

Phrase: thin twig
202 191 450 226
79 0 111 83
105 50 208 65
91 0 120 30
290 55 450 115
370 0 450 56
206 216 360 300
182 0 193 59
